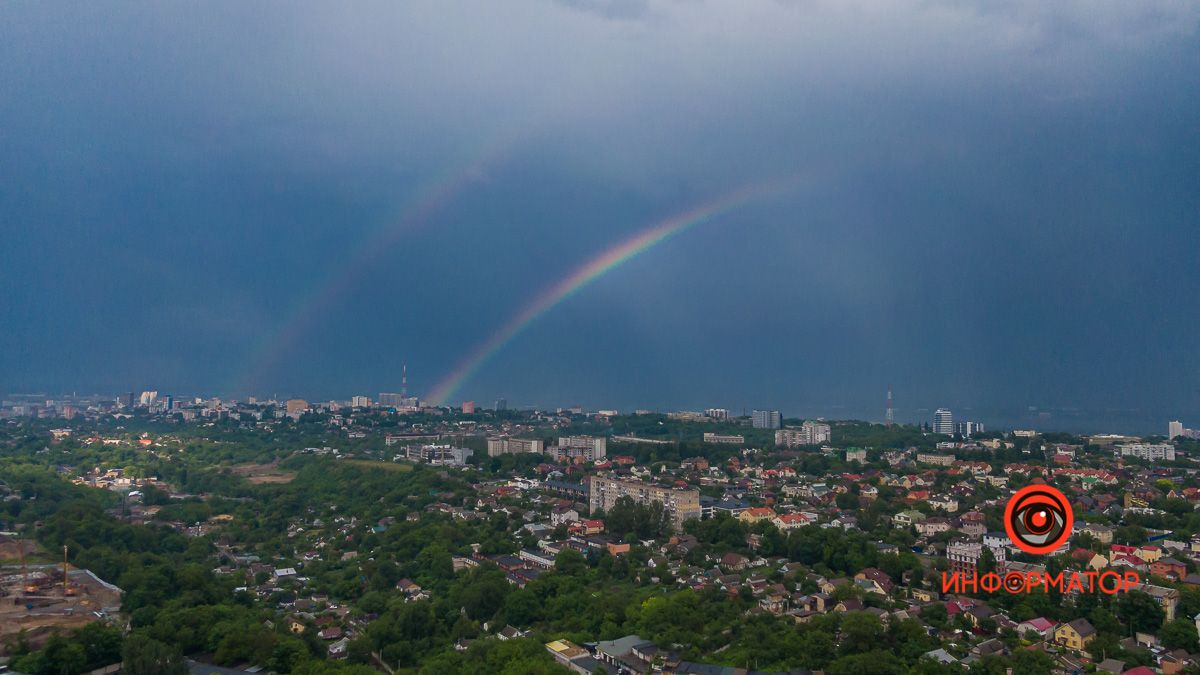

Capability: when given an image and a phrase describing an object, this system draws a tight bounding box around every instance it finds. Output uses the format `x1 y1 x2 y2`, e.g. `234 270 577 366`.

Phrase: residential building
588 476 701 531
775 420 831 447
553 436 607 461
947 541 1004 576
752 409 782 429
738 507 776 524
350 395 372 408
703 432 744 444
1117 443 1175 462
461 400 476 414
285 399 309 415
487 437 545 457
1169 420 1184 440
705 408 729 420
846 448 868 463
1054 619 1096 650
933 408 954 435
956 421 985 437
916 453 955 466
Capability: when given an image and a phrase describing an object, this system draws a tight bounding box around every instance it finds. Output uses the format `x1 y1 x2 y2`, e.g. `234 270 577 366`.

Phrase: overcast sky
2 1 1198 430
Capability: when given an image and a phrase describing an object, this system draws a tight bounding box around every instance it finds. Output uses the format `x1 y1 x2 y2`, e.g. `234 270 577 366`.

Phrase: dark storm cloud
1 1 1197 431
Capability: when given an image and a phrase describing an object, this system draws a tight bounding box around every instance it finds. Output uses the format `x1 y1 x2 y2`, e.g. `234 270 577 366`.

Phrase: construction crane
19 542 37 595
63 545 75 597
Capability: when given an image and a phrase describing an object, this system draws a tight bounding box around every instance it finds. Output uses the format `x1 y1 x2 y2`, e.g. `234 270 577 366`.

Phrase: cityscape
2 1 1199 675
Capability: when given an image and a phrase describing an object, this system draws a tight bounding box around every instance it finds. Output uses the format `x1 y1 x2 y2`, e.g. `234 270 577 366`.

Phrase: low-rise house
1151 558 1187 580
893 510 926 529
1017 617 1057 639
1054 618 1096 650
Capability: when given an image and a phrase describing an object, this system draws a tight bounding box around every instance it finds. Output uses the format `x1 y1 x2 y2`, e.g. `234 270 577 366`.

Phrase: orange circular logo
1004 484 1073 555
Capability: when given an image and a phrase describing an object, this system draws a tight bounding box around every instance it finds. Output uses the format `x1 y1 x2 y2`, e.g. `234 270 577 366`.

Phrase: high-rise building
138 391 158 407
705 408 729 421
379 392 404 407
1169 421 1185 440
462 401 476 414
487 437 544 457
1117 443 1175 462
752 410 782 429
285 399 309 415
588 475 701 531
933 408 954 435
351 395 372 408
775 420 831 447
495 398 508 411
553 435 607 461
956 421 984 437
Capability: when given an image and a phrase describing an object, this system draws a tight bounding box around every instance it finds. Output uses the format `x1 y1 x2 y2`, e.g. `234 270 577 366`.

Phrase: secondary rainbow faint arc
233 140 512 395
427 178 799 406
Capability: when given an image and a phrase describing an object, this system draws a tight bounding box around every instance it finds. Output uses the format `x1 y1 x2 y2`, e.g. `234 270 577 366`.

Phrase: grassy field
343 459 414 472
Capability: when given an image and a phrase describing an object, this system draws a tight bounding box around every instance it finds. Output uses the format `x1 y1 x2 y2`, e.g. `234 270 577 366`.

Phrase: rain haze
2 1 1199 432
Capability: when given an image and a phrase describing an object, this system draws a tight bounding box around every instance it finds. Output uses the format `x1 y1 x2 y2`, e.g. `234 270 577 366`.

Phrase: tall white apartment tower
1169 421 1184 440
933 408 954 435
752 410 782 429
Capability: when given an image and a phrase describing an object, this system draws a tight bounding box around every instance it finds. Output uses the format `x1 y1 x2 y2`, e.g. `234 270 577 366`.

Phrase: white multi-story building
948 540 1005 576
752 410 782 429
705 408 729 421
487 437 545 457
933 408 954 435
552 435 607 462
775 420 832 447
956 421 984 437
1169 421 1185 440
351 395 372 408
916 453 955 466
703 432 745 445
1117 443 1176 462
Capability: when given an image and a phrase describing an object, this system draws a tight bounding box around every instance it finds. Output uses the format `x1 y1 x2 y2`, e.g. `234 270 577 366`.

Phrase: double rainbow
427 177 800 406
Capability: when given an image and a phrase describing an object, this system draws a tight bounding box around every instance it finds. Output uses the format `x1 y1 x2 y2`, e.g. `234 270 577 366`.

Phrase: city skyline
3 386 1192 437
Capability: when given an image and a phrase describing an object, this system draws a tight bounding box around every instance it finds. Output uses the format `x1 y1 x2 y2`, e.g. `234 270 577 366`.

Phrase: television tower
401 363 408 398
886 385 894 428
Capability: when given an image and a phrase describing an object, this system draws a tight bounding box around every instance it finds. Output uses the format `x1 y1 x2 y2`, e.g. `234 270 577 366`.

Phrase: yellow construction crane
63 545 75 596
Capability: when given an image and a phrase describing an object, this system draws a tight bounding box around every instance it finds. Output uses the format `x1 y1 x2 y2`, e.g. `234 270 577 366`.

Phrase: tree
1160 618 1200 652
1010 649 1055 675
555 548 587 576
121 634 187 675
839 613 884 655
1117 591 1165 634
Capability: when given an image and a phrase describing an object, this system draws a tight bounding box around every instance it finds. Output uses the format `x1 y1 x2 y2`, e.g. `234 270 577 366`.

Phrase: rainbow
232 139 515 395
427 177 800 406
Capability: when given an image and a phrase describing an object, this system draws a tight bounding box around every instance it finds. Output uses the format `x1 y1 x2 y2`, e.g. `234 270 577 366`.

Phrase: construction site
0 537 123 654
